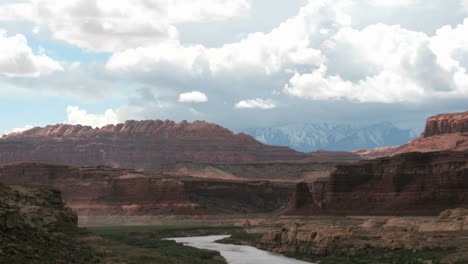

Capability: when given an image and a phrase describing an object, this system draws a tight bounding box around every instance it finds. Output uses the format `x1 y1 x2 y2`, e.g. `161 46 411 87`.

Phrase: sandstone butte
288 111 468 216
0 119 360 168
357 111 468 158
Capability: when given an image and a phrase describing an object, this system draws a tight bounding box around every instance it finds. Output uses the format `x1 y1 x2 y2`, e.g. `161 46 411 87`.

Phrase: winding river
167 235 314 264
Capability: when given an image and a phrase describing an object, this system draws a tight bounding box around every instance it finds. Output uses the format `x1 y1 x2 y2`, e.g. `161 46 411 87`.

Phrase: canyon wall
152 161 337 181
287 151 468 215
0 161 295 216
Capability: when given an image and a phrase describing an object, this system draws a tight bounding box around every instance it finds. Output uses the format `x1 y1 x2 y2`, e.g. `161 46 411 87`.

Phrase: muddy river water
167 235 314 264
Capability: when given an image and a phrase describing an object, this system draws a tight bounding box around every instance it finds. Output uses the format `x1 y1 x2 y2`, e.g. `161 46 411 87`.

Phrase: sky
0 0 468 135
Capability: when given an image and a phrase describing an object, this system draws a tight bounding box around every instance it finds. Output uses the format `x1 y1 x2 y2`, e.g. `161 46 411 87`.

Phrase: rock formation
287 150 468 216
0 120 311 168
152 161 339 181
0 183 99 263
359 111 468 158
423 112 468 137
0 161 295 216
255 212 468 264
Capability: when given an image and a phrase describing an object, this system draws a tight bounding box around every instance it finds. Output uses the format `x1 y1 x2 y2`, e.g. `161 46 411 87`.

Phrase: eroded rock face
0 120 308 168
0 184 77 232
359 111 468 158
0 183 99 263
153 162 339 181
0 161 295 216
256 215 468 263
287 151 468 215
423 112 468 137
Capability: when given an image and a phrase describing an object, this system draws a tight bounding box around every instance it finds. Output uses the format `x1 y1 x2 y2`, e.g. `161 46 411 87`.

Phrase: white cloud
178 91 208 103
0 3 33 20
462 0 468 12
284 65 424 103
369 0 413 6
0 29 62 77
285 22 468 103
168 0 251 23
106 0 352 76
235 99 276 109
12 125 33 133
0 0 251 52
66 106 120 128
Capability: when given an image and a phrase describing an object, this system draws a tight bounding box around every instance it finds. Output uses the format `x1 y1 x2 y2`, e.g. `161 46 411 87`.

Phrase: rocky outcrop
255 214 468 264
0 161 295 216
360 111 468 158
152 161 339 181
287 151 468 216
0 184 77 232
423 112 468 137
0 120 310 168
0 183 99 263
419 208 468 232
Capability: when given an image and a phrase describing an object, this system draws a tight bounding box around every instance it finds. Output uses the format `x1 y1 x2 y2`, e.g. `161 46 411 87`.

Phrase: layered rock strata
287 151 468 215
0 120 310 168
0 161 295 216
256 211 468 264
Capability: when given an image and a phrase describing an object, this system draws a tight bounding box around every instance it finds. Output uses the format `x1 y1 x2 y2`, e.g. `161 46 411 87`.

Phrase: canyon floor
77 210 468 264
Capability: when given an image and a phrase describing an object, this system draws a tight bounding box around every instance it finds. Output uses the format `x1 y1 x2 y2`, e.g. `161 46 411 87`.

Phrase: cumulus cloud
0 0 251 52
12 125 33 133
168 0 251 23
369 0 413 6
66 105 120 128
0 29 62 77
284 22 468 103
2 0 468 134
235 99 276 109
462 0 468 12
106 0 351 75
178 91 208 103
105 0 468 106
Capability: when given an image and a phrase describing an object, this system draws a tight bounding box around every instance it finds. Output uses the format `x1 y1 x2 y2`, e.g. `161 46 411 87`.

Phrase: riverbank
77 211 468 264
169 235 313 264
81 223 246 264
216 211 468 264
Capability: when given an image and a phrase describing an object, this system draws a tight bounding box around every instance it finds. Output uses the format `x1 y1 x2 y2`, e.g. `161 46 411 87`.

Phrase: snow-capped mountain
243 123 419 152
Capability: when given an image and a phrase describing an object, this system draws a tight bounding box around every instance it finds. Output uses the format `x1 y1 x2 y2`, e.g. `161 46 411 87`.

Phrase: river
167 235 314 264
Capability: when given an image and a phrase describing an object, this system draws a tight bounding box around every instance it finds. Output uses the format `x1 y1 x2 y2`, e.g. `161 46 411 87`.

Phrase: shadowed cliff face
0 183 99 263
287 151 468 216
0 120 311 168
358 111 468 158
0 161 295 216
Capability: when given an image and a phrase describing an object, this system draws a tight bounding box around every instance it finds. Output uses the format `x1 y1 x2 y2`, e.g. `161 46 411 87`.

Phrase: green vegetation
216 232 264 246
82 223 244 264
0 225 101 264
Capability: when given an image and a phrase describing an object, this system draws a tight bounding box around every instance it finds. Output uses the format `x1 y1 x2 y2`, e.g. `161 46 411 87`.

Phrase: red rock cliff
359 111 468 158
0 120 308 168
0 161 295 216
423 112 468 137
287 151 468 216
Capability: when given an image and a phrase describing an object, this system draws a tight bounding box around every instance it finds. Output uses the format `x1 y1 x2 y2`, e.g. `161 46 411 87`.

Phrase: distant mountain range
244 122 419 152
